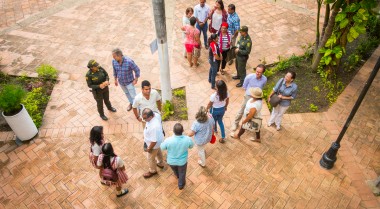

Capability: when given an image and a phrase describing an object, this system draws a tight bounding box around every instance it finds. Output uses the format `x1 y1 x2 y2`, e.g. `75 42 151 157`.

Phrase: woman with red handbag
188 106 215 167
97 143 129 197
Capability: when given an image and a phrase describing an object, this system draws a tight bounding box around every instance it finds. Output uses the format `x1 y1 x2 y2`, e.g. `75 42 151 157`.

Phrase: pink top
184 25 200 45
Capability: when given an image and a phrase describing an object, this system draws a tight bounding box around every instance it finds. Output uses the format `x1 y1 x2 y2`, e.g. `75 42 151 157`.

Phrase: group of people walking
85 0 299 197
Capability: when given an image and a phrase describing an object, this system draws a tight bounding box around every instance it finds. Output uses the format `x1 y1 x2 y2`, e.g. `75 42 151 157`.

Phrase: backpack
101 157 118 182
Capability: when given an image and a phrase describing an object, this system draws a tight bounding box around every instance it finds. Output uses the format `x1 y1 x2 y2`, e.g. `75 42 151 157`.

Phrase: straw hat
249 87 263 98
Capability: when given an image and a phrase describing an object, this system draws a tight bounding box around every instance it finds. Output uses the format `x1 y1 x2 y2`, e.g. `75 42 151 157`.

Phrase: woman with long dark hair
208 33 221 89
89 126 105 183
97 143 129 197
207 80 229 143
208 0 228 34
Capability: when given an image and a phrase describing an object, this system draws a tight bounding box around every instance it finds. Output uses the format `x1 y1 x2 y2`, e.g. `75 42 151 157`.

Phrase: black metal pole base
320 142 340 169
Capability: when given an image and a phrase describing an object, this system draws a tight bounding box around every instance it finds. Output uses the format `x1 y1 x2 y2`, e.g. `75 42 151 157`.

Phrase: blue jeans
208 60 219 89
196 22 208 48
119 83 136 104
169 163 187 188
211 107 226 138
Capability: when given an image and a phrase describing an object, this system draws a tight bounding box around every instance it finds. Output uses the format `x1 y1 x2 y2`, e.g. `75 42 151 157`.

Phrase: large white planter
2 104 38 141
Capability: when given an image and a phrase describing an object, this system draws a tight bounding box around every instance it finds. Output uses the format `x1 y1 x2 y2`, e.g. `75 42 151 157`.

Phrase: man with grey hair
112 48 141 111
142 108 165 178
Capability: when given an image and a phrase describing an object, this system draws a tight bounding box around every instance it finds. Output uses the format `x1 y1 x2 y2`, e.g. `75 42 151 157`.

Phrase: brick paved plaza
0 0 379 208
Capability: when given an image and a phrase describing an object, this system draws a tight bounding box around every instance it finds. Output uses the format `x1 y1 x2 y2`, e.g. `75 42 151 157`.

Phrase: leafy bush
173 89 185 98
162 100 174 121
264 54 304 78
36 64 58 80
22 87 50 128
309 104 318 112
0 84 26 115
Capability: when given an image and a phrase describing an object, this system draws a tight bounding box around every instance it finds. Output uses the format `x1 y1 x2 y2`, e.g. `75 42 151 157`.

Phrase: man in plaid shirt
227 4 240 65
112 48 141 111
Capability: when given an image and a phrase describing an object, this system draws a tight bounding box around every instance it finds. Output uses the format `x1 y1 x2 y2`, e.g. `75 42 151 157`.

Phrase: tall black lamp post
320 57 380 169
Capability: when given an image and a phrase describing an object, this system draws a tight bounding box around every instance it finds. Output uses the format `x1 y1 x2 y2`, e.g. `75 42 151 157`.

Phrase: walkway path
0 0 379 208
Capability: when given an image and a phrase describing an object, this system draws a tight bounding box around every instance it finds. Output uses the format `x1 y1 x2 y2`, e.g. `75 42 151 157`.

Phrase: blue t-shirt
191 117 214 145
160 135 194 166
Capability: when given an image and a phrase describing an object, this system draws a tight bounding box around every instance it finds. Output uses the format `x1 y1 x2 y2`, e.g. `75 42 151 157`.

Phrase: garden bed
0 66 57 131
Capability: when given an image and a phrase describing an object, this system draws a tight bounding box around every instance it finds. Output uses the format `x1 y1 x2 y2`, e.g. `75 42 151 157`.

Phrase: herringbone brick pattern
0 0 379 208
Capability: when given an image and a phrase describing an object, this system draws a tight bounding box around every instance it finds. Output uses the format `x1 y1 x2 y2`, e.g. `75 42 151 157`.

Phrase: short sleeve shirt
210 92 229 108
243 99 262 118
184 26 200 45
91 143 102 156
144 113 164 149
132 89 161 114
191 117 214 145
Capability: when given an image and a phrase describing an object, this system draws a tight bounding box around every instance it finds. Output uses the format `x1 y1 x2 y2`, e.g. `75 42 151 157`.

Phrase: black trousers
92 86 112 116
169 163 187 188
220 49 230 70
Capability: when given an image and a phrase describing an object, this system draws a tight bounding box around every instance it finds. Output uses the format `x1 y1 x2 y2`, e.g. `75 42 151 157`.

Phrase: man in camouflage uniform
86 60 116 120
232 26 252 87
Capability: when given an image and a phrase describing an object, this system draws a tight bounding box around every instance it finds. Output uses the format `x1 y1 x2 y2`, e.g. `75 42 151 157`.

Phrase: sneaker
276 126 281 131
127 103 132 111
198 160 205 167
267 123 273 127
231 123 237 131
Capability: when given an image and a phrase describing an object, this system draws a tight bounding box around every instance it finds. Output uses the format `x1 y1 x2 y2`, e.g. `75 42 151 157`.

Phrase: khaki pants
234 95 251 126
147 148 164 173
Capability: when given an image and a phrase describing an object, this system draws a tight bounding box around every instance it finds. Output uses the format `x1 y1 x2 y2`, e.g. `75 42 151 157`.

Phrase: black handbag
269 78 284 107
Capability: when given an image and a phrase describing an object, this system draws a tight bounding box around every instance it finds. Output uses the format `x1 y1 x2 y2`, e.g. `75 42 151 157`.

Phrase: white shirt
144 112 164 149
243 99 262 118
91 143 102 156
132 89 161 114
194 4 210 23
211 12 223 31
210 92 229 108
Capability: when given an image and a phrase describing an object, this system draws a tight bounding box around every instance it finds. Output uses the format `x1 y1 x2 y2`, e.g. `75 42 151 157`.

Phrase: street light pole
320 57 380 169
152 0 172 102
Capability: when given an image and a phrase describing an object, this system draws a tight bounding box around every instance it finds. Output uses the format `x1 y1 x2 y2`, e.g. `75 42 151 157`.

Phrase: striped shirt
227 12 240 35
112 56 140 86
219 31 232 51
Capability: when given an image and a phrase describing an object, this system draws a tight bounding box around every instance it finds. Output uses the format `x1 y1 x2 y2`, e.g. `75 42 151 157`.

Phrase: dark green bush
0 84 26 115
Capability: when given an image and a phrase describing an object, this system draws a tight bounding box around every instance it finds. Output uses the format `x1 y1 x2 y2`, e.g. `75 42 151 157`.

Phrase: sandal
219 138 225 143
143 171 158 178
116 189 129 197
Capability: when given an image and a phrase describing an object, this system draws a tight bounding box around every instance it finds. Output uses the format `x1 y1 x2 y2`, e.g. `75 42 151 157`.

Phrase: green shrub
0 84 26 115
36 64 58 80
161 100 174 121
313 86 320 93
309 104 318 112
173 89 185 98
22 87 50 128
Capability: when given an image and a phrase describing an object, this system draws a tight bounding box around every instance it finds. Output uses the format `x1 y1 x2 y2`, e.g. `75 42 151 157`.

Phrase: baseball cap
87 60 99 68
239 26 248 32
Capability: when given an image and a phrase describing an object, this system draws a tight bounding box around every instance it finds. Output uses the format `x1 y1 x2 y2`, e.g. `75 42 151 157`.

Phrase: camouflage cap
87 59 99 68
239 26 248 32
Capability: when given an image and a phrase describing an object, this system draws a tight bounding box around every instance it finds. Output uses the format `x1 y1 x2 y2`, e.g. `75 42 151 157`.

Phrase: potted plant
0 84 38 141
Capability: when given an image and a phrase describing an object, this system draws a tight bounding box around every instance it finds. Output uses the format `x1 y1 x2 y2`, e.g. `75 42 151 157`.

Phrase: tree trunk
312 0 344 71
314 0 323 56
320 4 330 41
